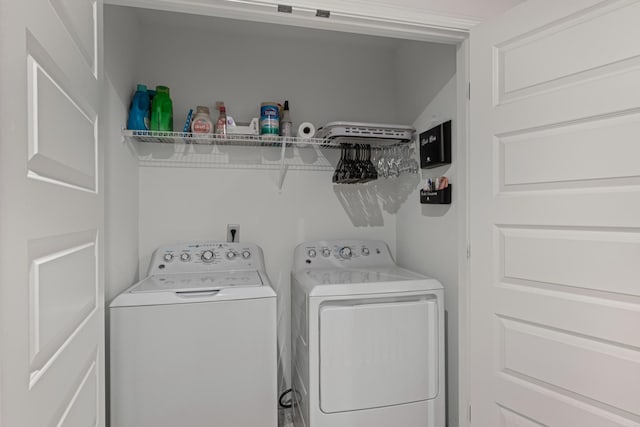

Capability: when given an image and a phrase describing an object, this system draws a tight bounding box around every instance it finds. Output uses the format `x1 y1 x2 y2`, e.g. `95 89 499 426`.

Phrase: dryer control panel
293 240 395 270
148 241 264 275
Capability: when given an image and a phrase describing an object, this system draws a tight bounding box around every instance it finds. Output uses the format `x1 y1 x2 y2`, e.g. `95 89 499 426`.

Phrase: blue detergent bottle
127 84 151 130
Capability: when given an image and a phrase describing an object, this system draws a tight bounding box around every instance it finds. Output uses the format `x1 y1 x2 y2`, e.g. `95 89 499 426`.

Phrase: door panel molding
496 0 640 104
55 357 99 427
28 230 98 385
498 109 640 190
497 374 640 426
499 317 640 415
26 32 98 193
499 227 640 296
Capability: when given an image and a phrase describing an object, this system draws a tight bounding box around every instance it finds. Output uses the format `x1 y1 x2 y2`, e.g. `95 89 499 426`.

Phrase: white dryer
110 241 277 427
291 240 444 427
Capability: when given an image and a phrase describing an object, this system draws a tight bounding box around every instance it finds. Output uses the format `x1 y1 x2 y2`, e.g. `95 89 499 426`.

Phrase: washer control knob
307 249 316 258
242 250 251 259
340 247 352 258
180 253 191 262
322 248 331 257
201 250 215 263
163 253 174 262
226 251 236 260
362 247 370 256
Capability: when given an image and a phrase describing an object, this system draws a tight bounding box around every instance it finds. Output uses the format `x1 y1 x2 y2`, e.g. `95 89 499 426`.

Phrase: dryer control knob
226 251 236 260
362 247 370 256
307 249 316 258
201 250 215 263
322 248 331 257
242 250 251 259
163 253 174 262
180 253 191 262
339 247 352 258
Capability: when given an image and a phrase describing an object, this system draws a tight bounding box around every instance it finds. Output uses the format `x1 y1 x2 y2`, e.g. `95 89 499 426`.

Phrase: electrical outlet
227 224 240 243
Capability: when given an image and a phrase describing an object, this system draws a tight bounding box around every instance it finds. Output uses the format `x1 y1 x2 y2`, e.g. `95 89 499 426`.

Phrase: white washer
110 241 277 427
291 240 445 427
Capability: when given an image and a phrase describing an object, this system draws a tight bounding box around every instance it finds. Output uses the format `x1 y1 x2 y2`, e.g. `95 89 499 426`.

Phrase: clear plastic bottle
280 100 292 137
215 105 227 135
191 106 213 134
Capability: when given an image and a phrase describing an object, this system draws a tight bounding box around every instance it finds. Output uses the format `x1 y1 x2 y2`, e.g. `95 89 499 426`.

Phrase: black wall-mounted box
420 185 452 204
419 120 451 169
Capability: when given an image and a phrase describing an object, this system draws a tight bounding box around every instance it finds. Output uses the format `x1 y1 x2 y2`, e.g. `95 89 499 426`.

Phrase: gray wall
394 40 456 123
392 33 459 427
135 9 400 128
103 5 141 301
395 76 460 426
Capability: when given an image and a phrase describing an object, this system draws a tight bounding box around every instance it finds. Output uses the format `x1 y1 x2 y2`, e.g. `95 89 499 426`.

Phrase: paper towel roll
297 122 316 139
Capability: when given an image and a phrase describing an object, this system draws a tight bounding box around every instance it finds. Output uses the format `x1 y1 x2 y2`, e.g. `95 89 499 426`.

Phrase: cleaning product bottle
150 85 173 131
127 84 150 131
146 89 156 129
183 109 194 134
191 106 213 134
279 100 292 137
215 105 227 135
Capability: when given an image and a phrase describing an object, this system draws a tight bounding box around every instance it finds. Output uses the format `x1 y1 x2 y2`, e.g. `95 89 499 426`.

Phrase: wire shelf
123 130 335 147
122 129 412 148
122 129 415 190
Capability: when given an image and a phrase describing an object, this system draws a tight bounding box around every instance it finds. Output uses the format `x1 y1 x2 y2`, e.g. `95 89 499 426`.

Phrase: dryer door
319 295 438 413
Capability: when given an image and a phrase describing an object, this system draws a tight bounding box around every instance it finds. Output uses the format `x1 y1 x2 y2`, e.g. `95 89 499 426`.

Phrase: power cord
279 388 293 408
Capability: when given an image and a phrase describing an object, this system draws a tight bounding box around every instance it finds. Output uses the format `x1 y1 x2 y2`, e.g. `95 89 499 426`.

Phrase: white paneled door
470 0 640 426
0 0 104 426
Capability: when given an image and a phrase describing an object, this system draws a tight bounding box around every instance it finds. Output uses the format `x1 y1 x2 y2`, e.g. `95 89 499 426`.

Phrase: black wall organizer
420 185 452 204
419 120 451 169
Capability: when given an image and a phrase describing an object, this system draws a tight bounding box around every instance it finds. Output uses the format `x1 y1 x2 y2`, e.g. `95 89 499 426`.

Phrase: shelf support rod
277 140 288 190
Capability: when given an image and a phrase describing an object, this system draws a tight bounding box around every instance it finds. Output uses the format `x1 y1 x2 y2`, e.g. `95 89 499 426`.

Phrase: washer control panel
295 240 394 269
148 241 263 275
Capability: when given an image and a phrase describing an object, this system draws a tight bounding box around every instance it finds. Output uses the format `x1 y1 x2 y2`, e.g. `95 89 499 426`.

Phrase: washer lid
131 270 263 293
